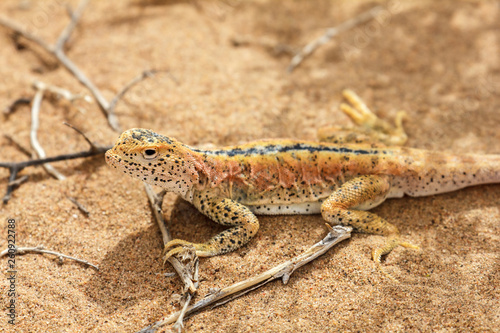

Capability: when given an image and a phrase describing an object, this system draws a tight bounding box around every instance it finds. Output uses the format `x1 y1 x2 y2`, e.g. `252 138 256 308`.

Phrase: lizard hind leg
321 175 419 281
318 89 408 146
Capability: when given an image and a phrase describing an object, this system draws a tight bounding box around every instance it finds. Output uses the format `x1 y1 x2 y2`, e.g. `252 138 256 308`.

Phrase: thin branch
287 6 383 73
141 225 352 332
33 80 91 103
0 145 111 204
3 134 32 157
3 97 31 115
109 70 156 113
142 183 200 332
63 122 98 150
0 15 53 52
0 145 110 170
8 175 29 187
0 245 99 270
143 184 196 292
30 88 66 180
2 83 106 203
0 0 120 131
108 69 178 114
143 185 171 243
0 1 166 132
66 194 90 216
55 0 89 51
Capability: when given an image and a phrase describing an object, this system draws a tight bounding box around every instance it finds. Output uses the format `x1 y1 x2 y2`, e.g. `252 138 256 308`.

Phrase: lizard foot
372 240 420 282
341 89 408 146
162 239 213 263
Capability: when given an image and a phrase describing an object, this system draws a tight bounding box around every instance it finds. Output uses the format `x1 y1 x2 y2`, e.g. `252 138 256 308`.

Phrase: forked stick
287 6 382 72
139 225 351 332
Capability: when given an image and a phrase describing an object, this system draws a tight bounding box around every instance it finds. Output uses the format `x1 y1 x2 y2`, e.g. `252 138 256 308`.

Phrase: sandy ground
0 0 499 332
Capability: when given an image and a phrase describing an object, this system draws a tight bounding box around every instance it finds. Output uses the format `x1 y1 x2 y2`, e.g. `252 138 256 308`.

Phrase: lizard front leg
163 193 259 262
321 175 418 280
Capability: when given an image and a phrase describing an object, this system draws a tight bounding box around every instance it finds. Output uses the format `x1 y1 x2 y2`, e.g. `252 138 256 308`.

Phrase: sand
0 0 499 332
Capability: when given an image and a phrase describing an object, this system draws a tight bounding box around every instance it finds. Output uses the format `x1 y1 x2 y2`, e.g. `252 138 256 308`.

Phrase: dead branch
33 80 91 103
139 225 351 332
143 183 200 333
3 97 31 115
66 194 90 216
0 0 147 132
30 88 66 180
287 6 383 73
27 80 94 181
0 245 99 270
3 135 31 157
2 79 109 204
0 145 111 204
0 0 123 128
0 1 167 132
8 175 29 187
63 122 100 150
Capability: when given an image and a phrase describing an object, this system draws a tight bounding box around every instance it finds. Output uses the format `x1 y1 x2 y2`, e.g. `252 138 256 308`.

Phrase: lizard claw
372 239 420 283
162 239 195 263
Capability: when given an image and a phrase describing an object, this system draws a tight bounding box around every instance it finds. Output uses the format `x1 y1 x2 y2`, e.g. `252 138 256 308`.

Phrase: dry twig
0 1 122 127
140 225 351 332
30 87 66 180
33 80 91 103
0 144 111 204
142 184 200 333
0 0 160 132
0 146 110 203
3 134 32 157
63 122 99 150
8 175 29 187
3 97 31 115
0 245 99 270
66 194 90 216
28 81 92 181
287 6 383 73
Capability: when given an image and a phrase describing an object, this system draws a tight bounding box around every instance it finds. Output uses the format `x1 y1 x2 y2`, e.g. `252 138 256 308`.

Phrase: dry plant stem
109 70 156 113
0 245 99 270
142 183 200 332
0 0 121 131
33 80 90 102
30 88 66 181
66 195 90 216
0 145 111 204
143 184 170 244
0 1 165 132
3 135 32 157
143 184 197 293
8 175 29 187
1 120 108 203
152 225 352 328
108 69 178 114
287 5 383 73
63 122 98 150
3 97 31 115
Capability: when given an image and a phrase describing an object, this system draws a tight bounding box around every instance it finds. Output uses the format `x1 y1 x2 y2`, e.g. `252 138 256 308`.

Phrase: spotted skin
105 90 500 280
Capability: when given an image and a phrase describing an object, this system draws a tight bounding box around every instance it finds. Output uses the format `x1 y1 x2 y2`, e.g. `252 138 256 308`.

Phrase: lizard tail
402 150 500 196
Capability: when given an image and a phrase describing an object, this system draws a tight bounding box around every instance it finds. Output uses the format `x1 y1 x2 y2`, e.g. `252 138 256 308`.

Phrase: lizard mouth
105 150 120 168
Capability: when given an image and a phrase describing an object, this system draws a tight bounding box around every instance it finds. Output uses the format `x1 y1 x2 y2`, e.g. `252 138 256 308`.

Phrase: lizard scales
105 90 500 280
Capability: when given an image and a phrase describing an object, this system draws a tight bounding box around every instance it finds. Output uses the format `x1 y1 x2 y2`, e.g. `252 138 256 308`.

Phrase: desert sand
0 1 499 332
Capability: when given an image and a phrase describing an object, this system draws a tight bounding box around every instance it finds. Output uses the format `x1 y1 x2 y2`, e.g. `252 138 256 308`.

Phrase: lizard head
105 128 200 197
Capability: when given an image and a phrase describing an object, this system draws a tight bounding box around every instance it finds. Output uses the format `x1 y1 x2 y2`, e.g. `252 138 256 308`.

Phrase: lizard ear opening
142 148 158 159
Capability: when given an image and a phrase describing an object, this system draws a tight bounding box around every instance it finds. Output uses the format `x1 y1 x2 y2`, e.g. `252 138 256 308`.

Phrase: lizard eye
142 148 158 159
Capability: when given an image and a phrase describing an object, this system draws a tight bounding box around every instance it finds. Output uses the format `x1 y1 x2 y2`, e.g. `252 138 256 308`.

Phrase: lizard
105 90 500 279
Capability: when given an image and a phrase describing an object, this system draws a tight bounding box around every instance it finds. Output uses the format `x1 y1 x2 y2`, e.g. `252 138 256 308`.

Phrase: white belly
247 192 394 215
248 201 322 215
